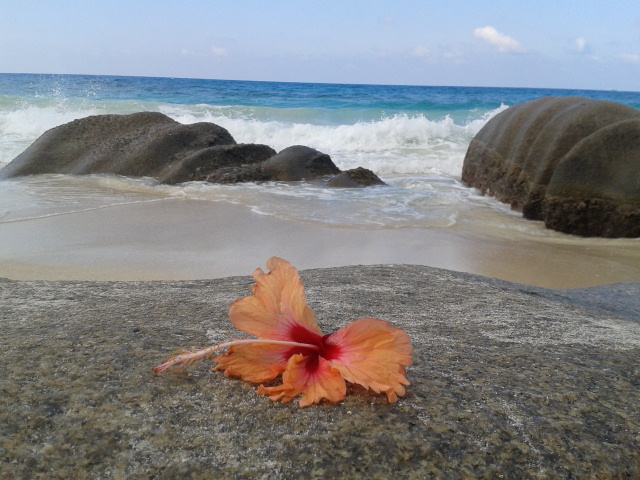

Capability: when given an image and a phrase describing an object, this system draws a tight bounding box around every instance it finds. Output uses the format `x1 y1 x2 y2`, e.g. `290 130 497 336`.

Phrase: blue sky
1 0 639 90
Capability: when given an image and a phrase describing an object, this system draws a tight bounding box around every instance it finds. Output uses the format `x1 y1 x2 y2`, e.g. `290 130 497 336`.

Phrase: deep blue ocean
1 73 640 233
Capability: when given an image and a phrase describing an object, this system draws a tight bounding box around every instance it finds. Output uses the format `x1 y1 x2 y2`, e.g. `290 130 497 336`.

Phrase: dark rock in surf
159 143 277 184
201 165 271 184
0 112 386 189
462 96 640 237
261 145 341 181
0 112 239 179
328 167 387 187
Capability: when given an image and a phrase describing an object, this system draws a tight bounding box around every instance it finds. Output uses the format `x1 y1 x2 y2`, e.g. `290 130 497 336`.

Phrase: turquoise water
1 73 639 232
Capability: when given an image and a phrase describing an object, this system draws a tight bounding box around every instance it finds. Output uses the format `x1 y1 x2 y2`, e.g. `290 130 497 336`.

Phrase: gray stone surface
462 97 640 237
260 145 341 181
158 143 277 184
1 265 639 479
327 167 387 188
0 112 238 180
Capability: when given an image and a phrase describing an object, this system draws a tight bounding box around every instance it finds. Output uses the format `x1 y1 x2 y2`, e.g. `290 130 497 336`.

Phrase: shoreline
1 197 639 289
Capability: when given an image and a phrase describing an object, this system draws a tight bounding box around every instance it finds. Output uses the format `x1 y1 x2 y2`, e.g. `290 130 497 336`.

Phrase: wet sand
1 197 639 288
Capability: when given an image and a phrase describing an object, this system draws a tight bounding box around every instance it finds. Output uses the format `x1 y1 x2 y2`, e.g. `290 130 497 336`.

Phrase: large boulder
158 143 276 184
261 145 341 181
328 166 387 188
462 97 640 237
0 113 386 188
0 112 239 179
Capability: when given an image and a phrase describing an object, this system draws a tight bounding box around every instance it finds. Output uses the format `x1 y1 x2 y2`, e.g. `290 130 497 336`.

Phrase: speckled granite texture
1 265 639 479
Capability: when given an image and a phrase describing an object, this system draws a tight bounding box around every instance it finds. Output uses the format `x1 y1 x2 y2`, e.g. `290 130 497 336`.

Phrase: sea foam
159 104 507 177
1 96 505 177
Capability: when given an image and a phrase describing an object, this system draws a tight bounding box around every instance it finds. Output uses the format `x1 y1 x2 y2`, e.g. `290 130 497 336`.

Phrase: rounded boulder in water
0 112 238 180
327 167 387 188
462 96 640 238
261 145 341 181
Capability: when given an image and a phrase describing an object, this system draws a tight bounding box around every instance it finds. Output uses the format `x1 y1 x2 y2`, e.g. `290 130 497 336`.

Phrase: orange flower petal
324 318 413 403
257 354 347 407
229 257 323 343
213 343 290 383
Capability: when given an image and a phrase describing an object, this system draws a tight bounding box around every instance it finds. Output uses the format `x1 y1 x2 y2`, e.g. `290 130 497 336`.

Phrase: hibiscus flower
153 257 413 407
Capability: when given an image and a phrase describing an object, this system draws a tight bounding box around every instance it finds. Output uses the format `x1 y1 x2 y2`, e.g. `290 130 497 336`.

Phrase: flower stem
153 338 321 375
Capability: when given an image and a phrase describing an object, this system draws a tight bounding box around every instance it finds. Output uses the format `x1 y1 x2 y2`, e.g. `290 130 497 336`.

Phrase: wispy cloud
412 46 430 58
181 46 228 59
211 46 228 57
574 37 587 53
442 49 464 62
617 53 640 64
473 26 526 53
181 48 206 58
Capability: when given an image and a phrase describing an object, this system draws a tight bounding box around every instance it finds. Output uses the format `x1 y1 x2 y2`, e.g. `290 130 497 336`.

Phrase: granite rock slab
1 265 639 479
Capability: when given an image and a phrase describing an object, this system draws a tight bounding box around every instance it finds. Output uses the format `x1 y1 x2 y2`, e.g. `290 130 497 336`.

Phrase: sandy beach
1 197 639 288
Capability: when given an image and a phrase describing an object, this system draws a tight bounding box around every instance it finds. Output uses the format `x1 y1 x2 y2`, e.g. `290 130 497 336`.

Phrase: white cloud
181 48 206 58
617 53 640 64
181 46 228 59
211 46 228 57
442 49 464 63
473 26 525 53
575 37 587 53
412 46 430 58
442 49 463 59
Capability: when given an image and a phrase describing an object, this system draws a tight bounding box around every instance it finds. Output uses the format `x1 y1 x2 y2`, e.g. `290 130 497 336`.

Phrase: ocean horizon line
1 71 637 95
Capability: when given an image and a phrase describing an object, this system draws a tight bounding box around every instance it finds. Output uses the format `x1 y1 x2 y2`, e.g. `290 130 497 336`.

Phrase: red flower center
284 324 343 372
